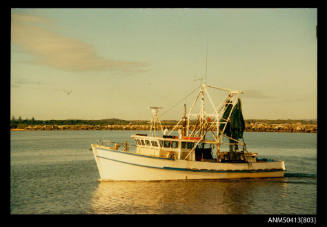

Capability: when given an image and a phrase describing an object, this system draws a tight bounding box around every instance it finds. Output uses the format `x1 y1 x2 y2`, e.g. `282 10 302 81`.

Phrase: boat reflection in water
89 178 288 214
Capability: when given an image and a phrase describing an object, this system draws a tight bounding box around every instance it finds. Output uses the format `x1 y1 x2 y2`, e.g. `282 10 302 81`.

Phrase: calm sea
10 130 317 214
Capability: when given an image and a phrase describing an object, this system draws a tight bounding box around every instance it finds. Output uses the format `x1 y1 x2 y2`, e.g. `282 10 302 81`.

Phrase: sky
11 8 317 120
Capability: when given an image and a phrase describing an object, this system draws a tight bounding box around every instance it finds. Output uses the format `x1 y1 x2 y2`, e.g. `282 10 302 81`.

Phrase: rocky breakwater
16 122 317 133
22 124 153 131
246 122 317 133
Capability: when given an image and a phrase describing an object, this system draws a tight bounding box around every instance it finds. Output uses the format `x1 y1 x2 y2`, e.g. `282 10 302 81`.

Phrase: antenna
204 40 208 85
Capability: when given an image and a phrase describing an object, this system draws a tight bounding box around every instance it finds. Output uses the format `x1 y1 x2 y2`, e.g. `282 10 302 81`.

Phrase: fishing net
220 98 245 140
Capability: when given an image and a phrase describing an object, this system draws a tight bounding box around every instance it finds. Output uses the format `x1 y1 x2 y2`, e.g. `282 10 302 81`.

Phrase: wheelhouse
131 134 216 161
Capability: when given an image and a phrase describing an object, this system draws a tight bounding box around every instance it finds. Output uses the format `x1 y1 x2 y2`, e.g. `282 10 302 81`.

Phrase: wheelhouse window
164 140 171 148
159 140 164 147
172 141 178 148
151 141 158 147
140 140 145 146
187 142 194 149
145 140 150 146
135 139 141 145
182 142 187 149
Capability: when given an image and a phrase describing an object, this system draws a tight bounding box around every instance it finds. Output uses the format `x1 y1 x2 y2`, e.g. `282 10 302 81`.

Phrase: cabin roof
131 134 218 144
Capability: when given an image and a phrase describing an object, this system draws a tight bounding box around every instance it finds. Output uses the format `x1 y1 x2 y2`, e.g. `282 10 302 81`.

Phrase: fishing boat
91 82 286 181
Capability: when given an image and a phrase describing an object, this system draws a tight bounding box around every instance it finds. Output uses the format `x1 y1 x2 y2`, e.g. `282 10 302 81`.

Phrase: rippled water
10 130 317 214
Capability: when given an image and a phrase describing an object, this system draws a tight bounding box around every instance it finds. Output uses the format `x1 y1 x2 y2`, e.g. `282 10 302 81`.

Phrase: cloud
11 13 148 73
11 76 48 88
281 96 312 102
242 89 275 99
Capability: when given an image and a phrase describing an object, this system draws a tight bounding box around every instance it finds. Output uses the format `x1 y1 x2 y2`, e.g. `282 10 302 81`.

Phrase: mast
200 83 205 138
182 104 187 137
181 82 245 161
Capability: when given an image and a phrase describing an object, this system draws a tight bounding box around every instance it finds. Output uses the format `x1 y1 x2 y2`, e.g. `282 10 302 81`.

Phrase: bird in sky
63 89 72 95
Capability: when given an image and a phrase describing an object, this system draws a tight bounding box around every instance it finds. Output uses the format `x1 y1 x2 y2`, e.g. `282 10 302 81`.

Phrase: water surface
10 130 317 214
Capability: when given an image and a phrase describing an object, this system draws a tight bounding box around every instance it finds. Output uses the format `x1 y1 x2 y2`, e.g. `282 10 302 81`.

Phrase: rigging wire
160 85 200 118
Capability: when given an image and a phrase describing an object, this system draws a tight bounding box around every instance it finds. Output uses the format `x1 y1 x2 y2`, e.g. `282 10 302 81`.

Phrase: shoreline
10 123 317 133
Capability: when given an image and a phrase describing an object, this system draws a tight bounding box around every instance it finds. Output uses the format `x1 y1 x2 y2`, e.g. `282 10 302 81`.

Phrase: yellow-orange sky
11 8 317 120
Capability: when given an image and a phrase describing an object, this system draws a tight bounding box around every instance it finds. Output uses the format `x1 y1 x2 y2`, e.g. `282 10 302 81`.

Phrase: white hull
91 144 286 181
